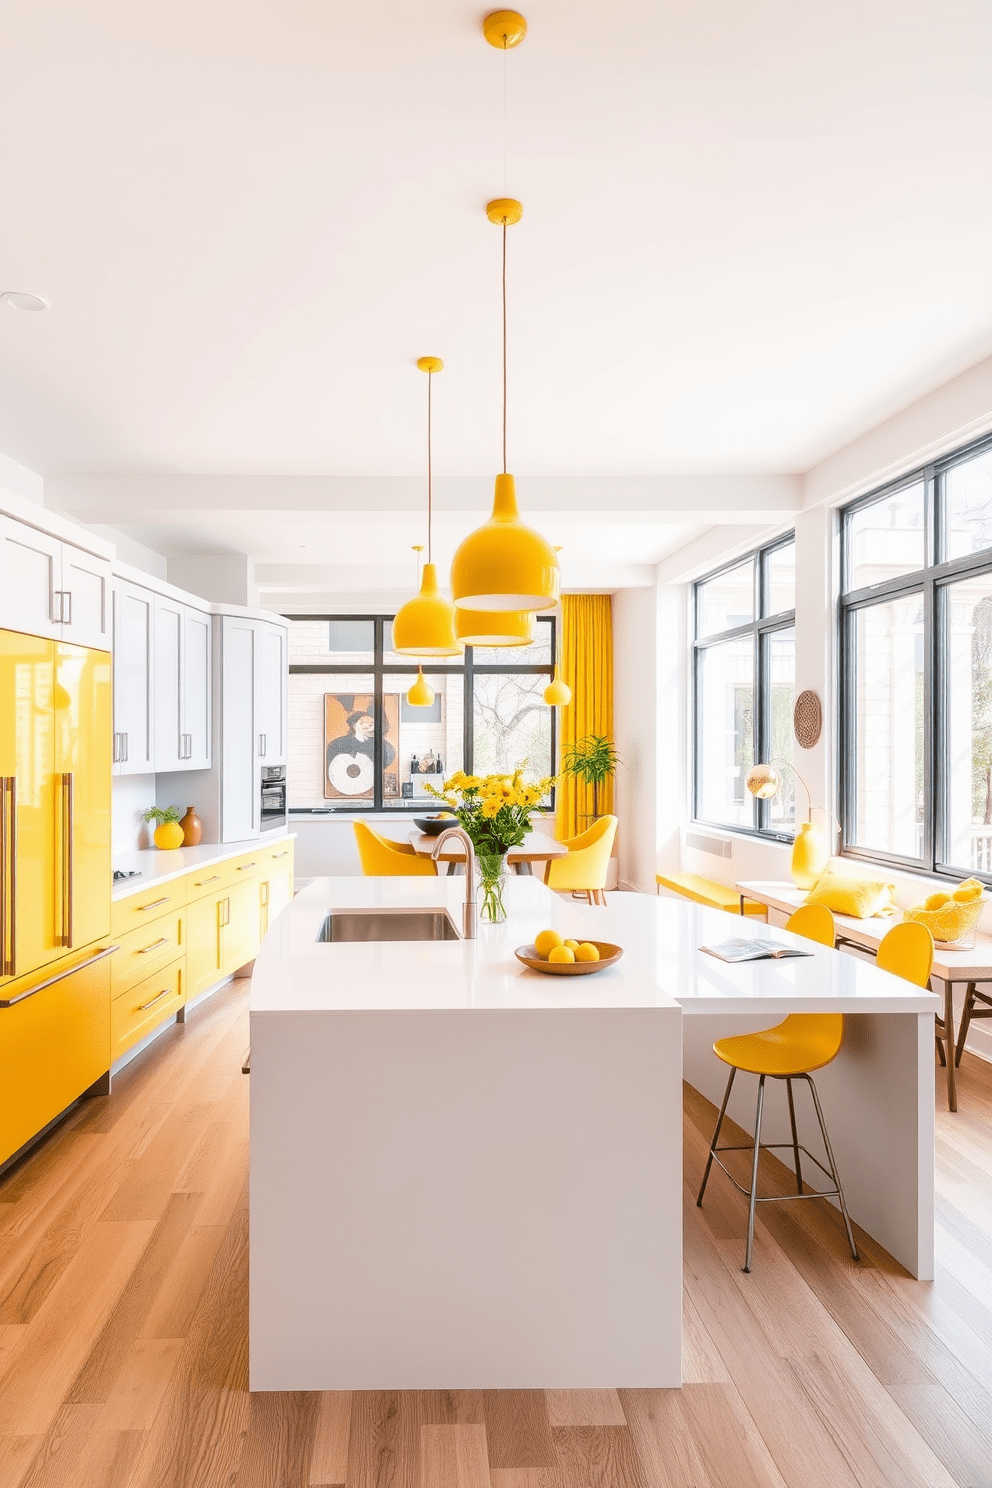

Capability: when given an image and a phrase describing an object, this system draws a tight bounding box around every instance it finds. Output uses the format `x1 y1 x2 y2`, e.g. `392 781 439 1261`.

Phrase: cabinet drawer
111 879 187 937
185 852 261 901
112 911 184 995
111 957 185 1062
264 842 294 871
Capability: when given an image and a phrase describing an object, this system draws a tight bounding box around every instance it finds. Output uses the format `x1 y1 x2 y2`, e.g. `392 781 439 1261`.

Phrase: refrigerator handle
61 773 74 949
1 778 16 977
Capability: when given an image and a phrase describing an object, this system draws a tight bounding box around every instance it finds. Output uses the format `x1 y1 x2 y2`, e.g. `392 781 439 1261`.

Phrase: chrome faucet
431 826 477 939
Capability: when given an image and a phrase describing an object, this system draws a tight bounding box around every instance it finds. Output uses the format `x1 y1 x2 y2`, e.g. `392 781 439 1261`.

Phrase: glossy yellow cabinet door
223 879 259 977
186 891 226 999
55 643 112 952
0 631 58 989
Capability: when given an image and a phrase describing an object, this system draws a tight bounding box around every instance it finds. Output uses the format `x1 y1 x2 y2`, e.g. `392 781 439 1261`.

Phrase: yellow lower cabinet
186 890 226 998
223 878 260 977
0 945 112 1166
111 957 185 1063
111 910 184 997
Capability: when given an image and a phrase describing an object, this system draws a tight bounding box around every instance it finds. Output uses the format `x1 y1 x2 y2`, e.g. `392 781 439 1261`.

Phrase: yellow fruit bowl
902 877 985 948
514 942 624 977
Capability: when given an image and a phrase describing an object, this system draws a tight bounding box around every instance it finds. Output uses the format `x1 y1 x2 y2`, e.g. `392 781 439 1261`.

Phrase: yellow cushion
804 868 896 919
655 873 765 917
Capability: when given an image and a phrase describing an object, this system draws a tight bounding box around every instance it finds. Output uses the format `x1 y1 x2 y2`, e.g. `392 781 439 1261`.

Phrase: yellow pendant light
392 358 463 658
455 606 534 647
449 17 560 615
407 666 435 708
543 552 571 705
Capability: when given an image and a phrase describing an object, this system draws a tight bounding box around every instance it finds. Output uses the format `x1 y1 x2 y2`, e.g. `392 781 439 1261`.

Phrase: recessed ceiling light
1 291 49 312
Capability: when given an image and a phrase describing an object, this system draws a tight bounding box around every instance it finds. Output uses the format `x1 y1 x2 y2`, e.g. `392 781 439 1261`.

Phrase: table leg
940 981 957 1112
516 861 532 876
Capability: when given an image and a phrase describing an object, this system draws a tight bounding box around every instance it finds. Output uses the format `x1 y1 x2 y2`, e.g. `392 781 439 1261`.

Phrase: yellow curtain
555 594 614 842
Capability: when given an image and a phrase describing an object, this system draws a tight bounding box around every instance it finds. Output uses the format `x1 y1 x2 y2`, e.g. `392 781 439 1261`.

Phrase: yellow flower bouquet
426 768 556 922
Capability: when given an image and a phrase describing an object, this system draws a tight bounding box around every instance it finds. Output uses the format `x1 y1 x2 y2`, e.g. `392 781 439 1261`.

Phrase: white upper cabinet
0 518 110 649
255 622 287 765
221 616 258 841
183 607 211 770
153 594 184 772
113 581 155 775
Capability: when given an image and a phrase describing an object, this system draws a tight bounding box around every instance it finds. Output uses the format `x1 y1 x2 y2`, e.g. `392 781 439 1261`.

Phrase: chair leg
803 1074 859 1263
743 1075 766 1273
936 1033 947 1067
785 1077 803 1195
696 1066 736 1208
955 983 976 1067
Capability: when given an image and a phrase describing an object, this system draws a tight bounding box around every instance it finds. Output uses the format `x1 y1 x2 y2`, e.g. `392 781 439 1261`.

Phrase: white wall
112 775 157 853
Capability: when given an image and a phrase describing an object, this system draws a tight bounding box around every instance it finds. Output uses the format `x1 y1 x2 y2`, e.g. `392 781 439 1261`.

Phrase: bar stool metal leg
743 1075 766 1273
696 1066 736 1208
803 1074 859 1262
785 1077 803 1195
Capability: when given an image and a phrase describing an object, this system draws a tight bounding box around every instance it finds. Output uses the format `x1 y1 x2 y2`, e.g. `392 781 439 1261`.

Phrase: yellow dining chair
696 899 860 1272
353 821 437 877
875 919 941 1068
544 815 618 905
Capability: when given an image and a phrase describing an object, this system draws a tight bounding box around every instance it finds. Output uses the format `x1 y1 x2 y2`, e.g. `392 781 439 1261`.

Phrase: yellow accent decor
406 668 435 707
784 903 836 947
486 197 524 225
153 821 185 850
902 878 983 946
554 594 613 842
655 872 767 917
790 820 828 889
804 868 897 919
450 475 560 612
545 815 617 903
543 664 571 707
483 10 527 48
455 606 534 647
353 821 437 877
391 562 462 657
876 920 935 988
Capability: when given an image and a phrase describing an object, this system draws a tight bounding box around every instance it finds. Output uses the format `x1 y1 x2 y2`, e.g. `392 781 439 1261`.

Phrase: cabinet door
113 582 154 775
255 623 287 765
0 517 62 641
0 630 59 988
153 594 184 773
221 617 258 841
186 892 226 998
223 878 259 976
60 545 111 651
55 643 112 953
183 607 211 770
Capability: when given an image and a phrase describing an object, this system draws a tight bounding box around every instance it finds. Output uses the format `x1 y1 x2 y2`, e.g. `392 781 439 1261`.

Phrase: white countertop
113 831 295 900
250 877 941 1017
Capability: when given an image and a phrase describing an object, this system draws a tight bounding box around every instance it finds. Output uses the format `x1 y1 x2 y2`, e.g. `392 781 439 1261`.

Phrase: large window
840 433 992 878
692 537 796 835
287 615 556 811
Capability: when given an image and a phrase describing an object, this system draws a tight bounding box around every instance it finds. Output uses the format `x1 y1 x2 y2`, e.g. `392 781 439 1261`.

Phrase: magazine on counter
700 938 814 964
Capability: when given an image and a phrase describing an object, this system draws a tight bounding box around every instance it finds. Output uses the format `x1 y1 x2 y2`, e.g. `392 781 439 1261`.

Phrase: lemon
953 881 982 902
575 942 600 962
563 939 580 951
548 945 576 964
925 892 950 910
534 929 564 959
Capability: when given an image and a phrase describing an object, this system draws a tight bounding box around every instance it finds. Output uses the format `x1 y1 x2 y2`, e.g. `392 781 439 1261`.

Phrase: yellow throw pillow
804 869 896 919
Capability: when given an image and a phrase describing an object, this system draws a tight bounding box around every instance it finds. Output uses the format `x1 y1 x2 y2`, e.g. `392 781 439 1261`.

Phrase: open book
700 938 814 964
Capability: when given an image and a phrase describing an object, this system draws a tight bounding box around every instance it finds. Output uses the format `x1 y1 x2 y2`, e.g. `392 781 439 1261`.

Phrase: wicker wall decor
794 689 822 749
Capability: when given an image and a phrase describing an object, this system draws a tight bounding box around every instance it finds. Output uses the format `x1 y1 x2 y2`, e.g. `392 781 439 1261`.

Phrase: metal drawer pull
237 863 257 871
272 851 289 859
0 945 117 1007
60 773 74 949
137 896 171 912
138 986 175 1011
196 875 221 886
137 936 170 954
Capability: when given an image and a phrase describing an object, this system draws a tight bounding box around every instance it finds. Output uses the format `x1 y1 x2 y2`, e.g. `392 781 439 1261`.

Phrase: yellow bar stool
696 903 861 1272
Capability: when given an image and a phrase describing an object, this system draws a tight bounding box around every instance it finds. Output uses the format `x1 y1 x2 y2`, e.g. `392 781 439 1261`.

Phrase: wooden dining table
409 827 567 877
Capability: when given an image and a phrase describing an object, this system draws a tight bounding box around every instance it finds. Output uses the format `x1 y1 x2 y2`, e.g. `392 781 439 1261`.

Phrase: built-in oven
260 765 287 832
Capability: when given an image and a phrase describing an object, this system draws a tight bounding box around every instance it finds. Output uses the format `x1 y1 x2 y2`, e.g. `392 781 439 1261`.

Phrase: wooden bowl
514 942 623 976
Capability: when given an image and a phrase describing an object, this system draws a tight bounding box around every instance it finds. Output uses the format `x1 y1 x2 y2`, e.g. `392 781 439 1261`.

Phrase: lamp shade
543 664 571 707
391 563 463 657
455 606 534 647
450 474 560 612
746 763 782 800
406 668 435 707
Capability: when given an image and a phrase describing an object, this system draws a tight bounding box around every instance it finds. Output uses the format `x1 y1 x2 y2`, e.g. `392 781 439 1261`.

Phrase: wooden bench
656 872 766 918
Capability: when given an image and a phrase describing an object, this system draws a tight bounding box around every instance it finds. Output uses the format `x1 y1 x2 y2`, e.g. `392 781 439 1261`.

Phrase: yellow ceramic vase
791 821 827 889
154 821 185 850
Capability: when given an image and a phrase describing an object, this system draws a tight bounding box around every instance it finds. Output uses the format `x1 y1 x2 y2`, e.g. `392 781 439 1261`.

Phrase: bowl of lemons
515 928 623 976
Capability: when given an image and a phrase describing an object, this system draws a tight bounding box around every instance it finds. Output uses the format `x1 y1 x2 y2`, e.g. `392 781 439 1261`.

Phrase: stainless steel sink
316 909 461 943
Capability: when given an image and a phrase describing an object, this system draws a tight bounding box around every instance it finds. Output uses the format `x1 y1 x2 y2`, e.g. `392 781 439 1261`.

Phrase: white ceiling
3 1 991 592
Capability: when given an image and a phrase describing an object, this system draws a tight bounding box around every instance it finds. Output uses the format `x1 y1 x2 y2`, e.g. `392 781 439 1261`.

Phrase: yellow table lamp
745 761 831 890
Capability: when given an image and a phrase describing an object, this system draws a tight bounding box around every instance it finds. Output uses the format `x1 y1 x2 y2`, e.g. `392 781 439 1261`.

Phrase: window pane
288 672 375 808
946 449 992 561
764 542 796 617
696 637 754 826
850 597 924 858
846 481 925 592
766 628 796 830
287 618 375 666
696 560 754 636
944 573 992 872
472 673 553 790
381 673 464 809
469 616 553 669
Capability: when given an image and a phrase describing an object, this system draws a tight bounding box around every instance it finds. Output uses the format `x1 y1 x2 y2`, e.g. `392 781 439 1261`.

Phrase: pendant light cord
502 221 508 474
427 368 433 564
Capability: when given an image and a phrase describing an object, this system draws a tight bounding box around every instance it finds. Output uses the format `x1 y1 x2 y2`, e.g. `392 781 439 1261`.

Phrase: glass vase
476 852 509 924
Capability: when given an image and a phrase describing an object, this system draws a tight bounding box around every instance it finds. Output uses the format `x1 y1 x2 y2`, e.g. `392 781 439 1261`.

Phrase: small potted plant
561 735 619 822
143 805 184 850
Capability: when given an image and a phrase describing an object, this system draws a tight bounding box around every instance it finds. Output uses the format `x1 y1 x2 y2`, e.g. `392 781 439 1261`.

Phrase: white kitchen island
249 878 940 1393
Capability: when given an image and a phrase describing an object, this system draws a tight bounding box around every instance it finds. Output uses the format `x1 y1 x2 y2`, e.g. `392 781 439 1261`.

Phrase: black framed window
840 432 992 880
692 537 796 837
286 615 556 812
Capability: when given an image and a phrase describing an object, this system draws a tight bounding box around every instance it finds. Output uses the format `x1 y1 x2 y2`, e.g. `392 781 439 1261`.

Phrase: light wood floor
2 979 992 1488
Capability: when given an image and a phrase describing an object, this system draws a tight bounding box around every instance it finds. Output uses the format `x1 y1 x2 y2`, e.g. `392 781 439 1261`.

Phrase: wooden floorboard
1 977 991 1488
